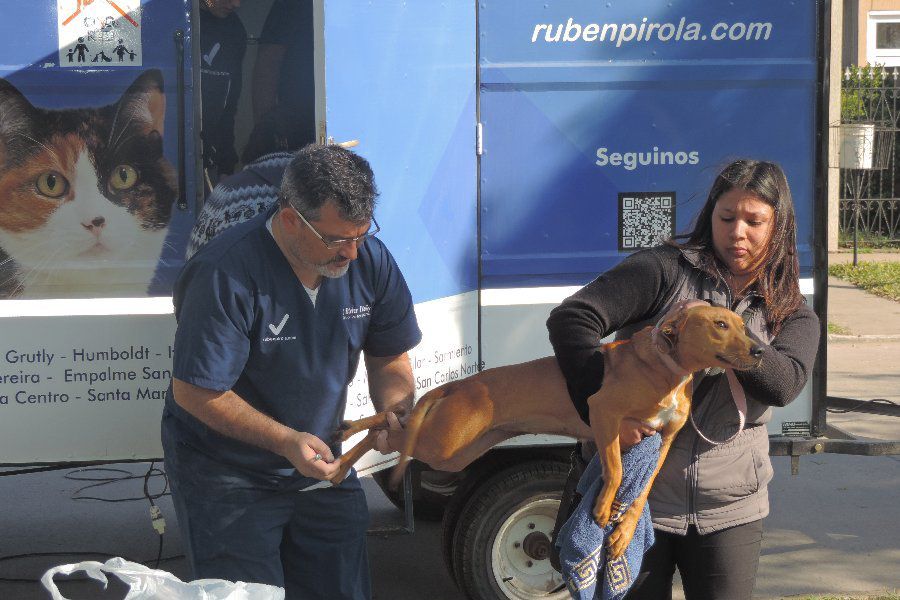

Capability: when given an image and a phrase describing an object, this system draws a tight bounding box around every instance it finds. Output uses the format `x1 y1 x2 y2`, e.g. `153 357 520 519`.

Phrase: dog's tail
387 386 449 490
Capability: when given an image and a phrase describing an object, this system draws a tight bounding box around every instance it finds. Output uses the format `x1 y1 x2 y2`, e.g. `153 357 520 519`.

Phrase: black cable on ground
0 464 83 477
826 397 898 414
0 462 183 585
143 461 169 569
0 551 185 584
65 463 169 503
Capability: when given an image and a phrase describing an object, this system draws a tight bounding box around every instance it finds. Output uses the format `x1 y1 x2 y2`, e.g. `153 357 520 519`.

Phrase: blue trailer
0 1 836 598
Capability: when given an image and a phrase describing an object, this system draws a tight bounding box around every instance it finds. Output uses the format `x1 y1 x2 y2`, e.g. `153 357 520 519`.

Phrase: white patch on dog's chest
643 378 689 429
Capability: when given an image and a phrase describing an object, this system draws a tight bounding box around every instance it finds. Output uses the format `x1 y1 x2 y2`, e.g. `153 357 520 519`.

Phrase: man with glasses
162 144 421 599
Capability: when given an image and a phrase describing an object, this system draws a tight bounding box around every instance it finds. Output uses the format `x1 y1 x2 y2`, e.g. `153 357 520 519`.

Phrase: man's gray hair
279 144 378 223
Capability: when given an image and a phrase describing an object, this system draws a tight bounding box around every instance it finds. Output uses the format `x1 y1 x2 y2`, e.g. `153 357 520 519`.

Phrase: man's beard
316 261 350 279
301 252 351 279
287 236 351 280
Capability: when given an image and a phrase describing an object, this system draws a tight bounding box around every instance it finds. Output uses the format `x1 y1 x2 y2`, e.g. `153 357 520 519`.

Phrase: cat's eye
109 164 139 191
35 171 69 199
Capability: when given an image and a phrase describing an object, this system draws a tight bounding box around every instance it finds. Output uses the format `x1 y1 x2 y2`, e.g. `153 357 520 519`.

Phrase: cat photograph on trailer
0 69 178 299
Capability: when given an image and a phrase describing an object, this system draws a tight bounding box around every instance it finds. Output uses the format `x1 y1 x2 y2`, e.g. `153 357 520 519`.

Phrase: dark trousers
625 520 763 600
163 427 371 600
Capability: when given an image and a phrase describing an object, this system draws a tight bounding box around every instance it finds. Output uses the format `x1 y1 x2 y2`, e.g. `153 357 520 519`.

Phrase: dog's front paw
607 513 638 559
592 500 613 528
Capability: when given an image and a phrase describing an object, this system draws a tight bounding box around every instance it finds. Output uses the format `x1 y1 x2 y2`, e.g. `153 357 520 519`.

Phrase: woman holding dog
547 159 820 600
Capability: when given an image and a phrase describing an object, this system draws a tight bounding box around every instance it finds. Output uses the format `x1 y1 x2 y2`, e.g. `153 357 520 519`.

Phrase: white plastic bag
41 557 285 600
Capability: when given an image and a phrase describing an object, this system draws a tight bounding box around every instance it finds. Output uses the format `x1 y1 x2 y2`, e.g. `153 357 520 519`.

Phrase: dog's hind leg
385 391 445 489
335 406 409 442
386 381 496 488
328 430 379 484
335 413 389 442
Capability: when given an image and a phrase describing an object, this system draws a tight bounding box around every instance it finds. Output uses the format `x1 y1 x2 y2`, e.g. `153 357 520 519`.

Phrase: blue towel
556 434 662 600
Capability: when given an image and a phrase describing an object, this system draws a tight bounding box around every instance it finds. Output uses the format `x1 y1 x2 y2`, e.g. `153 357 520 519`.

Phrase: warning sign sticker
57 0 142 68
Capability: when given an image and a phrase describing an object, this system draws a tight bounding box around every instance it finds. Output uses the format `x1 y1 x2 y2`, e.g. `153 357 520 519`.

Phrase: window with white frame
867 11 900 66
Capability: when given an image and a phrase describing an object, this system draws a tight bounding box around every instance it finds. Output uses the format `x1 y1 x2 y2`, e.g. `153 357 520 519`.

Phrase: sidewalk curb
828 334 900 342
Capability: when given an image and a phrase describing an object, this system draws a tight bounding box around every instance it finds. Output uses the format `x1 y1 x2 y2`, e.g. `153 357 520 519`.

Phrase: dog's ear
656 323 677 354
654 299 707 355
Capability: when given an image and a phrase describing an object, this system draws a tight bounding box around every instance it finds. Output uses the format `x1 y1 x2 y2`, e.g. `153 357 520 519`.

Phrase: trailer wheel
454 460 569 600
442 461 490 586
442 452 563 588
372 461 461 521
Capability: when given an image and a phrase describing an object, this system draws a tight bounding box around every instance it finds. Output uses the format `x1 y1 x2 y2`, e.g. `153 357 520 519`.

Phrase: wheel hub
491 498 567 599
522 531 551 561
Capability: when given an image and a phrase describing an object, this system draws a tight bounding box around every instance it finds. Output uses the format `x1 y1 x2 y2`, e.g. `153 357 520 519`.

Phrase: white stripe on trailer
0 297 174 318
482 277 815 307
800 277 814 295
481 286 581 306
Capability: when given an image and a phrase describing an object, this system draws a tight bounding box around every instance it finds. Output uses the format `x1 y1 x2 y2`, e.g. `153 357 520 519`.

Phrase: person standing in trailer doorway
199 0 247 188
185 107 309 260
252 0 317 147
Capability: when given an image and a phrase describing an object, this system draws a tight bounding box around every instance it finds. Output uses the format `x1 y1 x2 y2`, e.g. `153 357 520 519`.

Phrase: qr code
618 192 675 251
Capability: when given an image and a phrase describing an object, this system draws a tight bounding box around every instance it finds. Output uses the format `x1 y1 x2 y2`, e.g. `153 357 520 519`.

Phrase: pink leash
689 367 747 446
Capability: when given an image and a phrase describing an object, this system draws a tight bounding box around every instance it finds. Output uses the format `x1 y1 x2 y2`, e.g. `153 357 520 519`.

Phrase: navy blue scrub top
163 206 422 477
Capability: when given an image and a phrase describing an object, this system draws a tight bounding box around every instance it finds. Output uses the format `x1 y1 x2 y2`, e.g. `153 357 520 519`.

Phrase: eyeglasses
292 207 380 249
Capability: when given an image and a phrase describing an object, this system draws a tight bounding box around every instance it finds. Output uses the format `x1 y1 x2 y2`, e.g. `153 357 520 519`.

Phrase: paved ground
758 452 900 600
750 251 900 600
824 252 899 442
0 469 461 600
828 250 900 265
4 452 898 600
2 257 899 600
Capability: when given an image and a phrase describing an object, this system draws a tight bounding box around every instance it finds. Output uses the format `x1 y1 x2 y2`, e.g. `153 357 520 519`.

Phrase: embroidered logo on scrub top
268 314 290 335
342 304 371 320
263 314 296 343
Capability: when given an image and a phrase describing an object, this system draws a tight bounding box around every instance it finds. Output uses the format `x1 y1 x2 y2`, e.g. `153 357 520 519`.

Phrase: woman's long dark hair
670 159 803 334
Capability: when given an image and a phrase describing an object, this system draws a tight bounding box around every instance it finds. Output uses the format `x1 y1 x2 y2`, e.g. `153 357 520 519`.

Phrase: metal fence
840 65 900 243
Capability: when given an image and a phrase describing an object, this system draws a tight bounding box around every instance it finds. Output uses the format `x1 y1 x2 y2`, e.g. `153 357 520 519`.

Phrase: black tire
441 462 489 587
442 451 557 587
443 449 574 590
372 460 461 522
441 468 471 589
454 460 570 600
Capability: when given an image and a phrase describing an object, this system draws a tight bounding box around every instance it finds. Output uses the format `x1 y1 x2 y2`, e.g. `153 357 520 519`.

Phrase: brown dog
333 304 762 558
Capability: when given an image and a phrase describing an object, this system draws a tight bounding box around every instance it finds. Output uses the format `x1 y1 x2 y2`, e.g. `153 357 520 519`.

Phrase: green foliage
829 261 900 302
841 64 890 123
827 322 851 335
838 231 900 249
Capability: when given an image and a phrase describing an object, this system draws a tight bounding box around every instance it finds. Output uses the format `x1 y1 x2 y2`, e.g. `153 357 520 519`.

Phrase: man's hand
365 351 415 455
619 417 658 450
281 431 341 480
374 411 404 454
